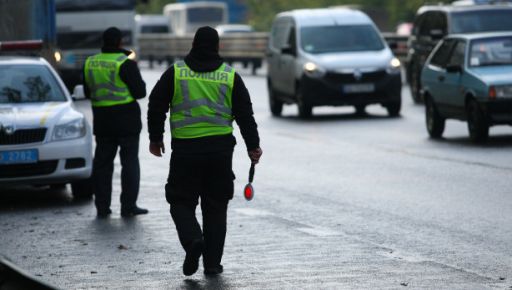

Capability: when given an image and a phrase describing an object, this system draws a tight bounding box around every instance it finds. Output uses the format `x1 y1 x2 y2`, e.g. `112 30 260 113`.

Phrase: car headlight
303 62 325 78
386 57 401 74
52 118 86 141
490 85 512 99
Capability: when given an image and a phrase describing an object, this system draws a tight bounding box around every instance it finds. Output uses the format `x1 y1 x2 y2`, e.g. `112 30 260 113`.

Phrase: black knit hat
185 26 223 72
192 26 219 52
103 27 122 48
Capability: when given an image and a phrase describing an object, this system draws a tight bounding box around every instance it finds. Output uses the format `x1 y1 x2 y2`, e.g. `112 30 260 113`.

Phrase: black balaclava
184 26 223 72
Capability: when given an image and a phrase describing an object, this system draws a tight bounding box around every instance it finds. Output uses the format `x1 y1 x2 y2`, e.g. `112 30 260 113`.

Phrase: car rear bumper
300 71 402 106
0 136 92 185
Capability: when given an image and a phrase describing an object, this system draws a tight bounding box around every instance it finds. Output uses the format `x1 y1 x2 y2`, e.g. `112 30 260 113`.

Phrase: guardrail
138 32 409 72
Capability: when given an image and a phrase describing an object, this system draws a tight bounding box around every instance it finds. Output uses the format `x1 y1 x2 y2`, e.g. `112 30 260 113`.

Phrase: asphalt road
1 64 511 289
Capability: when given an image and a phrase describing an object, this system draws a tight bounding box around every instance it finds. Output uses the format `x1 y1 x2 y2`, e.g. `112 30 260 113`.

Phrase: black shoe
204 265 223 276
183 240 204 276
97 208 112 218
121 206 149 217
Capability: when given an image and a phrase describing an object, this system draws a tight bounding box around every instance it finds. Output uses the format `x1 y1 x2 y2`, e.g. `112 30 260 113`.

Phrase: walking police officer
84 27 148 218
147 26 262 276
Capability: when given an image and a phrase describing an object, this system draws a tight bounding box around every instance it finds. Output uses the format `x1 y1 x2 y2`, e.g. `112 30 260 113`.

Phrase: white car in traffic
0 56 93 198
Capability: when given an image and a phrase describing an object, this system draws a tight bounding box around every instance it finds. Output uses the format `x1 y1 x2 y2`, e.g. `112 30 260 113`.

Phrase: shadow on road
180 275 230 290
276 111 401 123
0 185 91 212
433 134 512 148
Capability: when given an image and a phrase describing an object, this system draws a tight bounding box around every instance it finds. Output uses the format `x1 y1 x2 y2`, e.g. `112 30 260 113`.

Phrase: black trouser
93 135 140 212
166 150 234 268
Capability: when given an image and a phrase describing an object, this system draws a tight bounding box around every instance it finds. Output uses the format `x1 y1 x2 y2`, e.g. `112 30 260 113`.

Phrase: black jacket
83 47 146 137
147 54 259 154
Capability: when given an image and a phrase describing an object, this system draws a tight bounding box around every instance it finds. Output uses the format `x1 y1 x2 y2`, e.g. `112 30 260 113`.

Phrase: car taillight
0 40 43 51
489 86 496 100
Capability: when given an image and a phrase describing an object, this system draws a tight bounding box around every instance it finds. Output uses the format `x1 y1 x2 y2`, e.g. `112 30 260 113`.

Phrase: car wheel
354 105 366 115
71 178 93 200
385 99 401 117
297 86 312 118
425 95 445 138
268 82 283 117
410 63 423 103
466 99 489 143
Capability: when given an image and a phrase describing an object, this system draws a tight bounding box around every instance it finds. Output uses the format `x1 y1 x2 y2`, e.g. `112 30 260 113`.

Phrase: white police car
0 56 93 198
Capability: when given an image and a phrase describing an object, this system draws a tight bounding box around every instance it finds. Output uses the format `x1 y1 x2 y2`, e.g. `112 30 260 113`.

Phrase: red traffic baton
243 163 255 201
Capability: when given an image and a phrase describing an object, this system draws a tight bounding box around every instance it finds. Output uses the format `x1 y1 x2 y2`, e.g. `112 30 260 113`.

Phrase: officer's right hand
149 141 165 157
248 147 262 164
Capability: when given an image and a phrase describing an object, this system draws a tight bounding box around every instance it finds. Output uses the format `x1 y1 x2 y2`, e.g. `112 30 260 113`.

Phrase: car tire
425 95 445 138
49 183 67 191
268 82 283 117
466 99 489 143
385 99 401 117
297 87 312 119
410 62 423 103
354 105 366 115
71 178 93 200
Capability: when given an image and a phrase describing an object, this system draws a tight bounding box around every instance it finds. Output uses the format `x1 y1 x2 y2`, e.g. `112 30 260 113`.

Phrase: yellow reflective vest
84 53 135 107
170 61 235 139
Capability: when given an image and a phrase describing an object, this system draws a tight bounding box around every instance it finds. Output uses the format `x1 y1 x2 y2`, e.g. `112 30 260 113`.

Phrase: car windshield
0 64 67 103
300 25 384 54
451 10 512 34
469 37 512 67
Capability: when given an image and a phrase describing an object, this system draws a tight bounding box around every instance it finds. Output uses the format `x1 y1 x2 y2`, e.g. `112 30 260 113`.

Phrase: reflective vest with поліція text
84 53 135 107
170 61 235 139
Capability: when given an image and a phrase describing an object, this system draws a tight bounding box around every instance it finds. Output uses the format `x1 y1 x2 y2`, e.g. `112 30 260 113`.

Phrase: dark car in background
406 4 512 103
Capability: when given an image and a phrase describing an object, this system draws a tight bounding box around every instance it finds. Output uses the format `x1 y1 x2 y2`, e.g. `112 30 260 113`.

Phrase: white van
267 8 402 118
163 1 228 36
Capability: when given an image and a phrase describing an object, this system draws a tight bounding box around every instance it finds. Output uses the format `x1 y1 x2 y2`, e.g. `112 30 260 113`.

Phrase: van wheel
71 178 93 200
268 83 283 117
49 183 67 191
467 99 489 143
354 105 366 115
425 95 445 138
297 85 312 118
385 100 401 117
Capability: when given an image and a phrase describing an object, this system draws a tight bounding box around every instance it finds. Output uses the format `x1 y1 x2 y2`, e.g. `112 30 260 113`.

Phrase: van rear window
300 25 384 54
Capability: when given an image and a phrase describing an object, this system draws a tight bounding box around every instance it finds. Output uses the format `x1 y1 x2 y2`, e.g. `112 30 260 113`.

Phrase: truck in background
55 0 137 90
0 0 59 67
137 1 267 74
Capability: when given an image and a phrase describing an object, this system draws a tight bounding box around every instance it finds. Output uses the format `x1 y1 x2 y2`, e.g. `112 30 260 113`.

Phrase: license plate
343 83 375 93
0 149 38 165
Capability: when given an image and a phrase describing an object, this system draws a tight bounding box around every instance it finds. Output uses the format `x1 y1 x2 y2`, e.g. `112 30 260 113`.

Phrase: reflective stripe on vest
84 53 135 107
170 61 235 139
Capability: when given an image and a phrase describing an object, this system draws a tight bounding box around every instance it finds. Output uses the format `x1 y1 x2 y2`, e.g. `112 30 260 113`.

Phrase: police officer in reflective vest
148 26 262 276
84 27 148 218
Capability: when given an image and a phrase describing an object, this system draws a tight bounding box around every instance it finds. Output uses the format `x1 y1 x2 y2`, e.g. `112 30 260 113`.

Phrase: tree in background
246 0 426 32
136 0 176 14
136 0 429 31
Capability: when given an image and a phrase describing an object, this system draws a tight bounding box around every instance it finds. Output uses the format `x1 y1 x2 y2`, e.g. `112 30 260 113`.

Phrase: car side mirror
446 64 462 73
281 46 295 56
72 85 86 100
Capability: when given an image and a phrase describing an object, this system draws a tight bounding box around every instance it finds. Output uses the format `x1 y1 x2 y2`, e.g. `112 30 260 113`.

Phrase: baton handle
248 163 255 183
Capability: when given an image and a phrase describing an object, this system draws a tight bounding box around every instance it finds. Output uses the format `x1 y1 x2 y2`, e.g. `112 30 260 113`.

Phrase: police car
0 43 93 198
